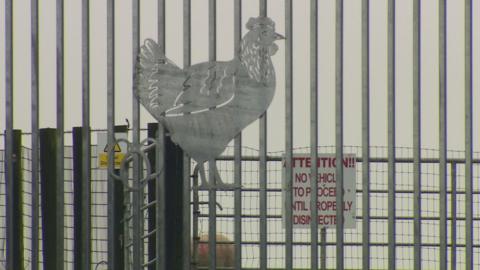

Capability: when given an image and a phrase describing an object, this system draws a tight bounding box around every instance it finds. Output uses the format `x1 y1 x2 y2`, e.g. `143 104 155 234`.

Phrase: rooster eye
261 31 268 37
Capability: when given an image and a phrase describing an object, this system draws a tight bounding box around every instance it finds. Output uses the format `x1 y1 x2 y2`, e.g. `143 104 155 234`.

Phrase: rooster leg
210 160 241 190
197 162 211 189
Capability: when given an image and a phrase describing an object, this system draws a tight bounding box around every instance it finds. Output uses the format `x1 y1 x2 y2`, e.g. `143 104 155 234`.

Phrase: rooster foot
197 161 241 191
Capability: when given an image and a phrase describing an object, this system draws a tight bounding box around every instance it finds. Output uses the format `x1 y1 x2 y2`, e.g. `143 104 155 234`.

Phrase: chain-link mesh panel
1 139 480 269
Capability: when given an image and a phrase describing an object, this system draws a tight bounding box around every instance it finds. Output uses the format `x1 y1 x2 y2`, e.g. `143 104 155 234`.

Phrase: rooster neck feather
239 36 275 84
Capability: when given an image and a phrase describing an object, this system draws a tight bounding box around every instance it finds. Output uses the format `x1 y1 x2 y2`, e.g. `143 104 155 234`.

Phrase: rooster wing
136 39 237 121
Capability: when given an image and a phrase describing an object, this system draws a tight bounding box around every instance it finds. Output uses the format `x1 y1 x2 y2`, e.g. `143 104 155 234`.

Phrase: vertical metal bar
438 0 447 269
183 0 191 70
56 0 65 268
285 1 293 269
180 63 191 270
310 0 319 269
412 0 421 269
155 103 166 270
124 163 132 268
4 0 14 268
31 0 40 269
209 0 217 62
208 2 217 269
158 0 165 52
259 116 267 270
233 1 242 269
208 163 217 270
387 0 396 269
182 156 190 270
361 1 370 269
192 171 200 270
132 0 142 268
335 0 344 269
156 2 166 270
182 1 191 270
260 0 267 16
258 0 268 260
450 163 457 269
106 0 119 268
233 135 242 268
81 0 92 268
464 0 473 268
259 2 268 267
320 229 326 269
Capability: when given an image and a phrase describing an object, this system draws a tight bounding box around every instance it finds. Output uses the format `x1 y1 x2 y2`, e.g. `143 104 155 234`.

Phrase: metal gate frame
3 0 477 269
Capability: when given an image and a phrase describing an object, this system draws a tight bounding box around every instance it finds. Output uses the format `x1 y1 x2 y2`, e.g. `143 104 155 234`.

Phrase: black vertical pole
113 175 124 270
40 128 57 270
72 127 82 270
147 123 184 269
147 123 156 270
5 129 24 269
114 125 127 269
165 133 184 269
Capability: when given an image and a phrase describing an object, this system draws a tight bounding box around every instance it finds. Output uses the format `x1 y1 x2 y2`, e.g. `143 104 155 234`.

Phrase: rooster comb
246 17 275 31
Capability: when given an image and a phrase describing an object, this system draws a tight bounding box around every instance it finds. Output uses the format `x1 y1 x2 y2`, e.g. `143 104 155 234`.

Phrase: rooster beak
274 33 285 40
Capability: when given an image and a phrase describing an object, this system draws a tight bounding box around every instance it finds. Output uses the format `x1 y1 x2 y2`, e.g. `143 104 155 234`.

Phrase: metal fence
1 141 480 269
2 0 479 269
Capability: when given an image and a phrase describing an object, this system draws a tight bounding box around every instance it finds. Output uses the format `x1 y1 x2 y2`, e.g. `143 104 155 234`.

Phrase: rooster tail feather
138 39 179 70
135 39 186 120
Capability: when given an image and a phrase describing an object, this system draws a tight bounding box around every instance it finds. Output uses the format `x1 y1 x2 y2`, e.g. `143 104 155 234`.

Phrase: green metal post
40 128 59 270
6 130 24 269
72 127 91 270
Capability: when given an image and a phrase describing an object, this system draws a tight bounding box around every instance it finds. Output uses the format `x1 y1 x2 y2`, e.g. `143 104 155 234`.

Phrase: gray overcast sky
0 0 478 153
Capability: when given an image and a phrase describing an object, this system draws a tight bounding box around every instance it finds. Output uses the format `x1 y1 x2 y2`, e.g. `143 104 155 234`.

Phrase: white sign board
283 154 356 229
97 131 128 169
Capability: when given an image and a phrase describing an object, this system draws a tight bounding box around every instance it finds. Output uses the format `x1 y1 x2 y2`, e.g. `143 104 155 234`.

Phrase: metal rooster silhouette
135 17 283 189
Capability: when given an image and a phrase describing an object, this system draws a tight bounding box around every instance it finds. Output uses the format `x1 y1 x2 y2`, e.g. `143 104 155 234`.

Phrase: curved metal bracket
108 137 161 191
